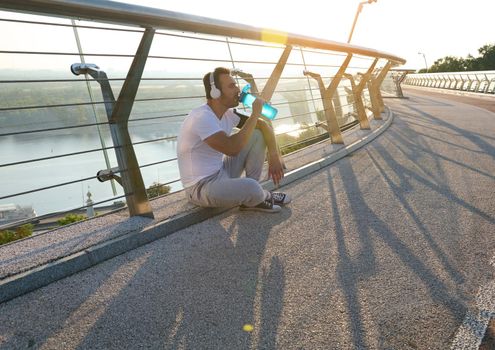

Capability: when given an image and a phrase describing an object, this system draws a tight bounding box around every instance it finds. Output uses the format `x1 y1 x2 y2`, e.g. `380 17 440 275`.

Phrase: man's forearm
257 120 279 159
258 119 285 185
229 113 259 154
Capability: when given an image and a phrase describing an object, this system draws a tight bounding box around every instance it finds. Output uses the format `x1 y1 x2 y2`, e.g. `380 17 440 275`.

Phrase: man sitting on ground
176 67 290 213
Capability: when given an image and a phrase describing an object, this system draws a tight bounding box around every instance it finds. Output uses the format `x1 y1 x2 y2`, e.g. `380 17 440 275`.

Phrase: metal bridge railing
0 0 406 231
404 71 495 94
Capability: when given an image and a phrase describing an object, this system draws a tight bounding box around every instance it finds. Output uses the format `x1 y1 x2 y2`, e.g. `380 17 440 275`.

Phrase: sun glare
260 29 288 45
275 123 303 138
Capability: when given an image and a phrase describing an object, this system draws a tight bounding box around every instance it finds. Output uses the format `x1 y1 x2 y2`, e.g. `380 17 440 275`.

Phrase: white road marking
450 255 495 349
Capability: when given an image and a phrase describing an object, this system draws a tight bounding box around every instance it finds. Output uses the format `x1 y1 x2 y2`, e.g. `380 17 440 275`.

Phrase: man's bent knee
239 178 265 207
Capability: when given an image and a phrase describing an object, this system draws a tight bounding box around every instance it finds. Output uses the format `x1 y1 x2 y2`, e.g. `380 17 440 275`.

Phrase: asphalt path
1 89 494 349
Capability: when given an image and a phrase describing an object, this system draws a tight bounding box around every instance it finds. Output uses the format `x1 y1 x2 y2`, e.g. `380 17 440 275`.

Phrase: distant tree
0 224 33 245
429 56 467 73
464 54 481 71
428 43 495 73
146 182 171 199
477 44 495 70
57 213 86 226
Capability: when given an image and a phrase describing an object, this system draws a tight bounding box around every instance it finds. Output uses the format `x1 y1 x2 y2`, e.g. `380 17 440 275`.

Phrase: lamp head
230 68 243 76
70 63 100 76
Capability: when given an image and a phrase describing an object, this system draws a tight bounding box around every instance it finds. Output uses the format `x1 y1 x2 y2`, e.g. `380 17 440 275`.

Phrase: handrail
0 0 405 65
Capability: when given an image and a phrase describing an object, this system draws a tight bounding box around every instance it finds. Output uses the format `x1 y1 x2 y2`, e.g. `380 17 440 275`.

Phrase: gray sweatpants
185 129 269 207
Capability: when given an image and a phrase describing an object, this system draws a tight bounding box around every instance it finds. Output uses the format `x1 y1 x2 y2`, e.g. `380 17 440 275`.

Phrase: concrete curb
0 108 394 304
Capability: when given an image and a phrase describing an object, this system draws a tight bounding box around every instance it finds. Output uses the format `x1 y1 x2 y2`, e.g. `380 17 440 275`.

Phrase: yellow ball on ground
242 324 254 332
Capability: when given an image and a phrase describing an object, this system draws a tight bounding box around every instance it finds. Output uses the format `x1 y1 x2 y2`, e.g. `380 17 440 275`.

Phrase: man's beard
223 96 240 108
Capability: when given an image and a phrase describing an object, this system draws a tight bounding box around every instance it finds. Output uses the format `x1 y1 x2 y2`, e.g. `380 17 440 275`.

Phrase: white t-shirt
177 104 240 188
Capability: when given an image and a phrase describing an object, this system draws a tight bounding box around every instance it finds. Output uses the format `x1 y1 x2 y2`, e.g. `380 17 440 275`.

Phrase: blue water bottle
239 84 278 120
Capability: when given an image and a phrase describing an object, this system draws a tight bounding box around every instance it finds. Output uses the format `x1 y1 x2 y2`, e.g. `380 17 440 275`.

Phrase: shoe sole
239 205 282 213
273 195 291 205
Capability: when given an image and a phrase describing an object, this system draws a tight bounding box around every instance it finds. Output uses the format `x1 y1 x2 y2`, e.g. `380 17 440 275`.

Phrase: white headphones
209 71 221 99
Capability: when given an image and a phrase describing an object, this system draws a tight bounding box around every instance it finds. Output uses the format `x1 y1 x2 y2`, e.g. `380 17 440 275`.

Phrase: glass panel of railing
0 7 399 226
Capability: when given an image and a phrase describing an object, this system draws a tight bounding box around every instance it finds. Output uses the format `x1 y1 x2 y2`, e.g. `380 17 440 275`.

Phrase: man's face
217 73 240 108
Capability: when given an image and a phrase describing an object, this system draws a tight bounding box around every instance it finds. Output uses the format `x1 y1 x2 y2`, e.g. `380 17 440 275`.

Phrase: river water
0 125 182 216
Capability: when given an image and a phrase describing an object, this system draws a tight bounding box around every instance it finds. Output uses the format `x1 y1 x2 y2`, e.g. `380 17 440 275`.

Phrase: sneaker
271 191 291 205
239 196 281 213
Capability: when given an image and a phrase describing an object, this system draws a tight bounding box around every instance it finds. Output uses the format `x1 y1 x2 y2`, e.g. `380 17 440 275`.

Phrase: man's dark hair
203 67 231 99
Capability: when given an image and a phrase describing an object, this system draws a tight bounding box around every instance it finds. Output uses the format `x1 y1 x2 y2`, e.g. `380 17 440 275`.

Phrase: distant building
0 204 37 224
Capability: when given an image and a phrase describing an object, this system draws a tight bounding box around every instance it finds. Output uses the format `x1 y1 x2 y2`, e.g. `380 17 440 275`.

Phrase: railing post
454 75 459 90
467 75 474 91
70 28 155 218
394 70 411 98
233 44 292 100
344 58 378 129
459 75 466 90
369 60 392 119
485 75 492 93
109 28 155 218
474 75 480 91
344 72 368 129
435 76 441 88
110 28 155 218
446 75 452 89
303 54 353 144
479 75 485 93
444 75 448 88
260 45 292 100
232 44 292 167
473 75 480 92
303 70 343 144
473 74 482 92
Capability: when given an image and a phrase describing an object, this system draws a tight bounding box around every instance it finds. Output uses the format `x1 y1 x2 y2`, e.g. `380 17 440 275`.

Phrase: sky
116 0 495 71
0 0 494 71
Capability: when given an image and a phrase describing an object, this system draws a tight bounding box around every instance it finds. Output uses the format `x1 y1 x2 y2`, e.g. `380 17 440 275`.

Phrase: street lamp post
347 0 377 43
418 52 428 72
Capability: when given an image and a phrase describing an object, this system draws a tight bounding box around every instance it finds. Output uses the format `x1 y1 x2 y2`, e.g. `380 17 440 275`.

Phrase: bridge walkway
0 88 494 349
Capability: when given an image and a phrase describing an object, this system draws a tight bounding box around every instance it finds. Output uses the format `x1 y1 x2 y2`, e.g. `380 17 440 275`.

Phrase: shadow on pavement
323 104 486 347
71 208 292 350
